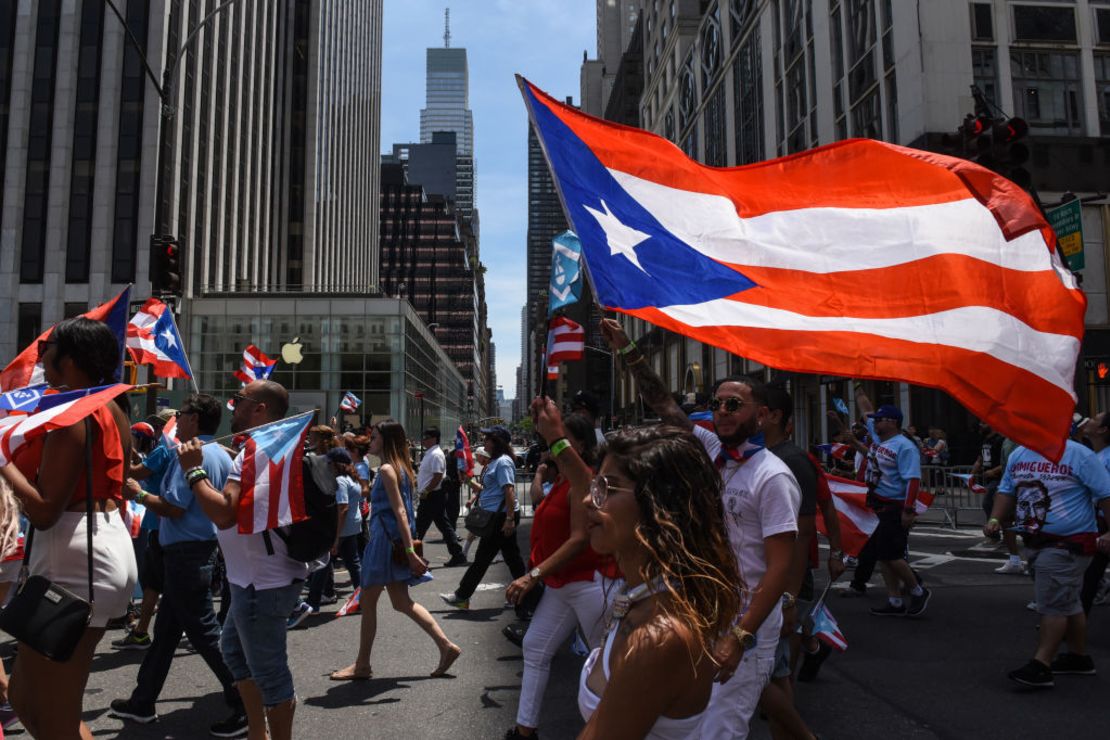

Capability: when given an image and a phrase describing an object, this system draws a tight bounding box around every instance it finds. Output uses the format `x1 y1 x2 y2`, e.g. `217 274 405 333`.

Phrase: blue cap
868 405 903 424
479 425 512 444
325 447 352 464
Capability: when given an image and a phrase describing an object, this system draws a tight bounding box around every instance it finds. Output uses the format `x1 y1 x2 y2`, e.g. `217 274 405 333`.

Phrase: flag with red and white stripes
816 475 879 557
521 78 1085 462
236 411 314 534
233 345 278 385
547 316 585 363
0 384 132 466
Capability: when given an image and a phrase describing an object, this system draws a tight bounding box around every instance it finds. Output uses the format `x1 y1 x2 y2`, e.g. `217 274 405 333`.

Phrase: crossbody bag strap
84 417 95 605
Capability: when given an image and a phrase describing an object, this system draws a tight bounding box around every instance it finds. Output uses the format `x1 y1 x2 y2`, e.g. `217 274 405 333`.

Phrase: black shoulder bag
0 418 96 661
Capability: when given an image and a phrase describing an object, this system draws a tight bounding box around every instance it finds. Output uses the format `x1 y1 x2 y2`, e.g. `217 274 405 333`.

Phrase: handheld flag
127 298 193 379
815 474 879 557
0 384 132 466
161 415 180 450
952 473 988 494
547 363 559 381
454 426 473 477
688 409 716 433
519 77 1084 462
336 587 361 617
816 443 852 461
549 231 584 313
0 287 131 391
833 398 850 416
120 500 146 538
810 603 848 652
340 391 362 413
234 345 278 385
547 316 585 363
236 412 314 534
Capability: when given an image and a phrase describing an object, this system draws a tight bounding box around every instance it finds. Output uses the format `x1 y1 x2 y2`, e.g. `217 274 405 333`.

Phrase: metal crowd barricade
920 464 979 528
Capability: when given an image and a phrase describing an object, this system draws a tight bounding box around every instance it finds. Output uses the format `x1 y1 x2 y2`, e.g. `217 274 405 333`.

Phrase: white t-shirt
693 425 801 644
222 451 310 590
417 446 447 492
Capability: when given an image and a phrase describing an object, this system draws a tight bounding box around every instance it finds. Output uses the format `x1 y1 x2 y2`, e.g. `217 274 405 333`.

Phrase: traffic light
990 116 1031 189
150 234 182 295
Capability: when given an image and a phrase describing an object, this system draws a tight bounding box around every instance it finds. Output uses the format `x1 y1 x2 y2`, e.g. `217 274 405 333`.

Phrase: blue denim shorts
221 580 303 706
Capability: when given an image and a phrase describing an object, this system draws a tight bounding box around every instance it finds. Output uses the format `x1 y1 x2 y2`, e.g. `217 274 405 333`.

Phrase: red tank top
530 478 605 588
14 405 125 503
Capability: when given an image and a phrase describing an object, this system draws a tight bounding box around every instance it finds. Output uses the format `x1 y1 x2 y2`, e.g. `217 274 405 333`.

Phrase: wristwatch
781 592 796 610
529 566 542 580
730 625 757 650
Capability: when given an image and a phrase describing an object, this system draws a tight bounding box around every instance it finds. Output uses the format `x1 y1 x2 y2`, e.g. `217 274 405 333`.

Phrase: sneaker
1008 659 1054 688
445 554 468 567
1026 600 1038 612
440 592 469 610
111 630 152 650
286 602 315 629
319 594 338 606
797 642 832 683
209 711 249 738
1050 652 1096 675
906 587 932 617
870 602 907 617
995 560 1026 575
840 583 867 598
109 698 157 724
502 622 526 647
504 727 537 739
0 702 19 730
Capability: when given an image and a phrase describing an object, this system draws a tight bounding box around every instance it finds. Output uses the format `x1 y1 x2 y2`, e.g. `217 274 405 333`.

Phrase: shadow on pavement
303 675 445 709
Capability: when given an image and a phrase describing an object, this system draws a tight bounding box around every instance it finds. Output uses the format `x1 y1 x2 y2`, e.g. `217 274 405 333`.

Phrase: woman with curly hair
528 398 741 740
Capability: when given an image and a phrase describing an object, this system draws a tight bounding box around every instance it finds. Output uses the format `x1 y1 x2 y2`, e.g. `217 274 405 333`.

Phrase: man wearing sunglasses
600 319 800 739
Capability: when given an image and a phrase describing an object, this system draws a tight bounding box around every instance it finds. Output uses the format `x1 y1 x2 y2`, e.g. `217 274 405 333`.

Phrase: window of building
971 3 994 41
1010 49 1084 135
776 0 816 153
1012 4 1076 43
700 6 722 91
65 0 105 283
664 107 676 141
973 47 999 105
1095 53 1110 135
0 0 18 233
730 0 758 44
703 84 727 166
1098 7 1110 45
678 56 697 133
21 0 62 284
734 29 764 165
17 303 41 349
63 302 87 318
111 0 150 284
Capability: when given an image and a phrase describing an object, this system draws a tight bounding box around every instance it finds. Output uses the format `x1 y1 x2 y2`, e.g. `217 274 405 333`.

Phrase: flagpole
166 306 199 394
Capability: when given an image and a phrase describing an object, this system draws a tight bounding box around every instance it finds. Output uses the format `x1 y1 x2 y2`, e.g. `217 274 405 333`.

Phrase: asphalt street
4 519 1110 739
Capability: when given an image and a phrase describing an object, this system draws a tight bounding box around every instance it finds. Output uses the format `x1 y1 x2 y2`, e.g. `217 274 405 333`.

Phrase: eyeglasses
709 396 746 414
589 474 636 509
36 339 55 359
228 393 260 409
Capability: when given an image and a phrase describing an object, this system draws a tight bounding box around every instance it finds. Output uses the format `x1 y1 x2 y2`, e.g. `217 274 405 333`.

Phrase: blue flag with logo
548 231 584 313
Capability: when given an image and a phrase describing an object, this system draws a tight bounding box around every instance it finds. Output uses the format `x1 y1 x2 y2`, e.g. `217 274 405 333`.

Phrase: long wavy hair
603 426 741 655
374 419 415 489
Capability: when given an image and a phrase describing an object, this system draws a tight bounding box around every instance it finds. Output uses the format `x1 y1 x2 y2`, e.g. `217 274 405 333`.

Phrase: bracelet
135 491 147 504
184 466 205 477
405 545 416 554
186 469 209 485
989 517 1000 525
618 341 638 356
549 438 571 457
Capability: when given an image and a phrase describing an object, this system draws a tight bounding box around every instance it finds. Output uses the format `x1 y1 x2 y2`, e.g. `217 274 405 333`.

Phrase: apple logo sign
281 336 304 365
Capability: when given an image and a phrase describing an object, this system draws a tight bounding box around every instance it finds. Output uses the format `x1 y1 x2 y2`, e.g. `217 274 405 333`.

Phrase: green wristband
618 341 638 356
405 546 416 554
550 438 571 457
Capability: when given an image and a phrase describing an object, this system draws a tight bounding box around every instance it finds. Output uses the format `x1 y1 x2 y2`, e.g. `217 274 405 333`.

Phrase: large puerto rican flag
0 287 131 391
519 78 1085 462
0 384 133 466
236 411 314 534
127 298 194 379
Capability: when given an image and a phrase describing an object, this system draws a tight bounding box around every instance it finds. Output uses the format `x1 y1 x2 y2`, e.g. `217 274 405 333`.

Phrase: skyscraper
419 24 475 222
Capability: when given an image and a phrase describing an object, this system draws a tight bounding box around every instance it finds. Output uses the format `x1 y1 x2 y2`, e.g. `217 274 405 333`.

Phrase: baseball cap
479 425 511 444
325 447 352 464
130 422 156 439
868 404 903 423
571 390 600 417
156 408 177 423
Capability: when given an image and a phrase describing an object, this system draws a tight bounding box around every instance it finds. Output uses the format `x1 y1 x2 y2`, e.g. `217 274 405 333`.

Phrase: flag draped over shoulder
519 77 1085 462
0 384 133 465
236 412 314 534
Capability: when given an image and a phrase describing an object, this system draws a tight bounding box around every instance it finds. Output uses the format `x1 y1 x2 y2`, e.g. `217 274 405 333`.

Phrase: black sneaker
839 583 867 598
906 587 932 617
504 727 538 739
870 602 907 617
445 554 468 567
797 641 832 683
1050 652 1096 675
209 711 249 738
502 622 527 647
109 698 157 724
1009 659 1054 688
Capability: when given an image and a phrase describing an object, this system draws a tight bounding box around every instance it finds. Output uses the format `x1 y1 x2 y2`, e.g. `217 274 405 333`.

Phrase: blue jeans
221 580 303 706
131 540 241 712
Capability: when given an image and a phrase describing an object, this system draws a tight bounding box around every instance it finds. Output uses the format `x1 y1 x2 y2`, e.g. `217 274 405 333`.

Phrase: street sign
1047 199 1084 271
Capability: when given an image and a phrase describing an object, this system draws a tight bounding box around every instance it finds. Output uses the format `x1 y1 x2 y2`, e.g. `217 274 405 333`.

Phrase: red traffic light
1098 362 1109 381
993 117 1028 144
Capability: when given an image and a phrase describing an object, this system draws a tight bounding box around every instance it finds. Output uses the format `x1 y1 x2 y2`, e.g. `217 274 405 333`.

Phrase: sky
380 0 595 401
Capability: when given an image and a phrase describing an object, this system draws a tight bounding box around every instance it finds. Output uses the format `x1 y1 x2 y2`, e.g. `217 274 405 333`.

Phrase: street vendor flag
549 231 584 313
519 77 1085 462
127 298 193 379
236 411 314 534
0 287 131 391
234 345 278 385
816 475 879 557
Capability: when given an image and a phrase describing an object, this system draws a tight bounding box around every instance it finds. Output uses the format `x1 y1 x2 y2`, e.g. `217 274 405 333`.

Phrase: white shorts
696 640 777 739
28 509 137 628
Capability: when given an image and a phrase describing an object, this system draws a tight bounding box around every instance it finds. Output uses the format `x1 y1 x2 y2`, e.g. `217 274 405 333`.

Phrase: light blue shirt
478 456 517 512
335 475 363 538
139 445 173 532
999 440 1110 538
864 418 921 502
158 436 231 546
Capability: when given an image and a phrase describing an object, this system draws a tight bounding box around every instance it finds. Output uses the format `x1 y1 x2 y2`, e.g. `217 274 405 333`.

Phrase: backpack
262 453 338 563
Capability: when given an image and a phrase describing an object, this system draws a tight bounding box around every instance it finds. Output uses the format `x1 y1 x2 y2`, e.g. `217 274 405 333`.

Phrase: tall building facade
611 0 1110 460
0 0 383 359
420 46 475 221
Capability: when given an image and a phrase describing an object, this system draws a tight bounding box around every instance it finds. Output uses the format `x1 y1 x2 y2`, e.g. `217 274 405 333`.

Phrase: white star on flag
160 328 177 349
583 199 650 274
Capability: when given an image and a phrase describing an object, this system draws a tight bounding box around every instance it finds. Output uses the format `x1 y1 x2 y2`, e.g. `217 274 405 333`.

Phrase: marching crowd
0 315 1109 739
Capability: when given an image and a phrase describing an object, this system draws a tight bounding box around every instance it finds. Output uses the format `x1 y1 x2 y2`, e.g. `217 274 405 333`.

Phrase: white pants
696 640 777 739
516 575 607 729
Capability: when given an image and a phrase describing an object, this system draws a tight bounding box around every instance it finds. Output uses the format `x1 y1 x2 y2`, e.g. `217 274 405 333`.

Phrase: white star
583 199 651 274
159 328 177 349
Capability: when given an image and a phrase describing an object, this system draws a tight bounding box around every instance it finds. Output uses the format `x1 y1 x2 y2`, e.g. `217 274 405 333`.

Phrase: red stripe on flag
238 440 258 534
267 459 284 531
287 452 306 523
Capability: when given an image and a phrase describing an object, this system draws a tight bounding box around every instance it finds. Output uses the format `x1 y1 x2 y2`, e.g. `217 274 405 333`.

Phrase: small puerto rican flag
236 411 314 534
233 345 278 385
336 587 361 617
811 602 848 652
340 391 362 413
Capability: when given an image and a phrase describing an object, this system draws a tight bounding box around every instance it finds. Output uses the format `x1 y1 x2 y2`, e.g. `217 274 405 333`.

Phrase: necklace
606 578 665 632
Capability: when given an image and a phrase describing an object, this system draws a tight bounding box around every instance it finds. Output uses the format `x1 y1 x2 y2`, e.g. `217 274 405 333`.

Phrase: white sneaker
995 560 1026 575
1026 600 1038 611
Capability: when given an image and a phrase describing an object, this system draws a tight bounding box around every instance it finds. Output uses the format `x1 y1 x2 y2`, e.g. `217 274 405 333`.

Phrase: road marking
908 553 958 570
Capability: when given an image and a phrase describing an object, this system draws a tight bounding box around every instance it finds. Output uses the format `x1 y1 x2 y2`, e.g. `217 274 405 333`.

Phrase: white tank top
577 627 704 739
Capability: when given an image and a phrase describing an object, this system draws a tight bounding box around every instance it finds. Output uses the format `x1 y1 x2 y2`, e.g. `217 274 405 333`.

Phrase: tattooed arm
599 319 692 431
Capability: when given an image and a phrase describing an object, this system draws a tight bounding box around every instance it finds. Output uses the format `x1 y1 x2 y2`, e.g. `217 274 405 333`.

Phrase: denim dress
360 471 433 588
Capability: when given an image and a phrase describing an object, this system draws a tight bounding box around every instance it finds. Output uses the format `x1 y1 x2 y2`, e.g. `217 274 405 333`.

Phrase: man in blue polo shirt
855 386 929 617
987 437 1110 687
110 395 247 737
